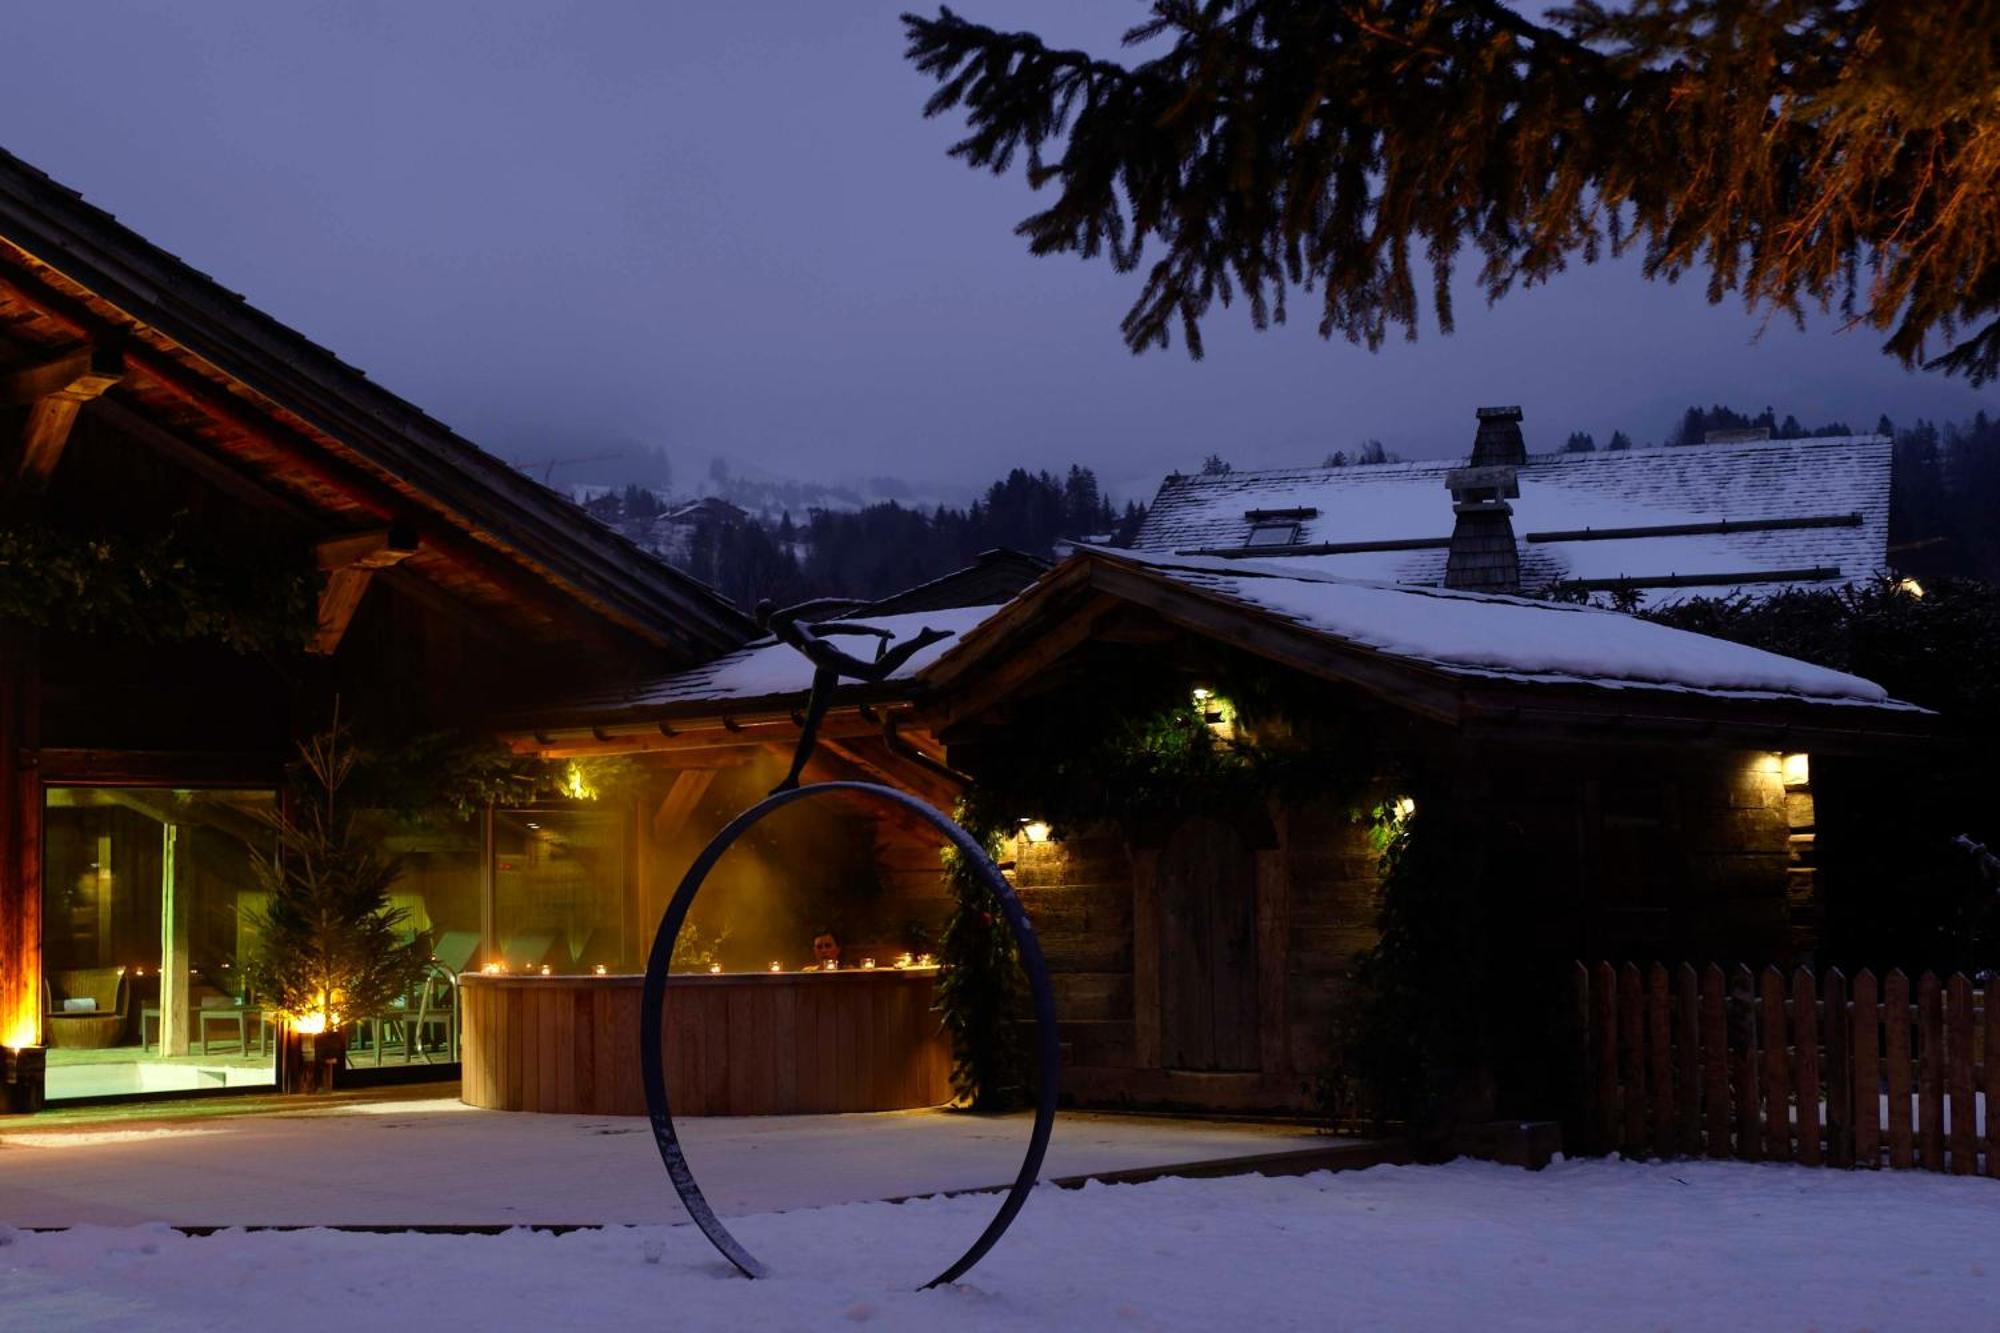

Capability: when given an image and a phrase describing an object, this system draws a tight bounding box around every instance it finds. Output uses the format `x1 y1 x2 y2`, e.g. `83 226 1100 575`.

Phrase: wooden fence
1575 962 1998 1175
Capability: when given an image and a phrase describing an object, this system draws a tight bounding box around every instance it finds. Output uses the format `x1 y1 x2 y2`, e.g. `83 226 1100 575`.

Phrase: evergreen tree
244 725 430 1041
905 3 2000 382
1200 453 1233 476
1563 431 1596 453
1606 431 1633 451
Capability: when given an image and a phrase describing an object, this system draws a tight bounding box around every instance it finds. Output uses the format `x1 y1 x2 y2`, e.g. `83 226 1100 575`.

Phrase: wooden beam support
310 525 419 655
4 341 123 491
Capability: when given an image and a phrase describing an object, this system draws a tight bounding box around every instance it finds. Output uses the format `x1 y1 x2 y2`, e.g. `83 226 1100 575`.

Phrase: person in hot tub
803 930 841 971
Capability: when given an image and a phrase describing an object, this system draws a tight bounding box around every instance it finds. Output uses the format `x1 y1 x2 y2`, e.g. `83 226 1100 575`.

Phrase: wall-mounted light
1897 577 1925 599
1019 820 1053 845
1392 796 1416 821
1781 753 1810 789
563 761 599 801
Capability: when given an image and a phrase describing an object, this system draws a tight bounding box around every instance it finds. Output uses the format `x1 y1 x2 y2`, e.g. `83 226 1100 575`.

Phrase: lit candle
709 963 722 975
769 962 782 973
862 958 876 970
539 965 551 976
593 964 608 976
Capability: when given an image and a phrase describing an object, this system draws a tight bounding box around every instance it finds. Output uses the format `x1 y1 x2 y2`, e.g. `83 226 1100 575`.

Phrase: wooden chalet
510 544 1930 1115
0 147 751 1106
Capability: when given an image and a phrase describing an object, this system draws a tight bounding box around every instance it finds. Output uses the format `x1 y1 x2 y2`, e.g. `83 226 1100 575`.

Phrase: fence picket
1793 967 1821 1167
1735 965 1761 1162
1649 963 1675 1157
1595 961 1620 1153
1986 981 2000 1179
1675 963 1701 1156
1621 963 1647 1153
1852 970 1880 1169
1701 965 1730 1159
1822 967 1850 1169
1885 970 1913 1169
1919 972 1945 1173
1572 962 1594 1155
1761 968 1792 1162
1947 974 1976 1176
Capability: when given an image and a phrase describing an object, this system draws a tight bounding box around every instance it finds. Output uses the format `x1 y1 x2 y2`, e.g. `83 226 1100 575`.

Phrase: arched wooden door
1158 816 1260 1072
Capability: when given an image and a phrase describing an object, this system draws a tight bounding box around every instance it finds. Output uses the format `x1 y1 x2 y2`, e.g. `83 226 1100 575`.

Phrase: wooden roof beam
310 525 419 655
2 340 123 492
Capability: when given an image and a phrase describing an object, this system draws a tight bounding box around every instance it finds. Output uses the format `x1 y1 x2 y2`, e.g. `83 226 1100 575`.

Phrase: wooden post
1734 964 1761 1161
0 639 42 1058
1947 974 1975 1175
159 823 190 1057
1984 981 2000 1179
1701 964 1730 1158
1594 961 1619 1152
1620 963 1647 1153
1760 967 1791 1162
1648 962 1675 1158
1675 963 1700 1156
1254 812 1290 1079
1852 969 1880 1168
1572 962 1594 1154
1918 971 1945 1172
1884 970 1913 1169
1822 967 1850 1168
1792 967 1821 1166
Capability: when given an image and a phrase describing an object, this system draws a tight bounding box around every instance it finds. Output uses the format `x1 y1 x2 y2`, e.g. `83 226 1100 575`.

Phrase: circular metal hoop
639 780 1060 1290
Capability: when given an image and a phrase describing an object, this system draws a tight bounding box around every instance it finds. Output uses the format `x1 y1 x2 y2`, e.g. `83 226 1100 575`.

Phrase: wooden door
1158 816 1260 1072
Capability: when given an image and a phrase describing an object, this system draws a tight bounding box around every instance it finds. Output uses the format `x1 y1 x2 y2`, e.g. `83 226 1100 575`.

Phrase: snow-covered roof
554 604 1001 717
1132 437 1892 603
1031 549 1914 709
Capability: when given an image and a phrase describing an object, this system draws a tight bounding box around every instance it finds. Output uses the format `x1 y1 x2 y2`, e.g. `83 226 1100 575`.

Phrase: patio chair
44 967 131 1049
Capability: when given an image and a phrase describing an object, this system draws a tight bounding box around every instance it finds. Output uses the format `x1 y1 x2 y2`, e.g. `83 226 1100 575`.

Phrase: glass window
42 787 277 1100
1244 521 1300 548
494 808 631 974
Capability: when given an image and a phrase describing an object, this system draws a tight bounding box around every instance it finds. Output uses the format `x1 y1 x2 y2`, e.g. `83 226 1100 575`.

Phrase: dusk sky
4 2 1992 500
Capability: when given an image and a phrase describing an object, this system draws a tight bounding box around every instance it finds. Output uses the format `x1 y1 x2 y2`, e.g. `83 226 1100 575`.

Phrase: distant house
1132 408 1893 604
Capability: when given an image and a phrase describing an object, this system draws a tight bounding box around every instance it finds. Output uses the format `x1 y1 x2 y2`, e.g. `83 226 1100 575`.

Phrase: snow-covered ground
4 1158 1996 1331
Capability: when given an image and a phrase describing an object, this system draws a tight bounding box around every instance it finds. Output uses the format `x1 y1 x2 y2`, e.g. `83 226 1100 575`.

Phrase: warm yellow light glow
917 953 935 967
708 963 723 974
895 952 914 969
862 958 876 970
1020 820 1052 845
291 1012 329 1036
2 1019 37 1051
1897 577 1926 599
1191 686 1214 705
593 964 608 976
1393 796 1416 821
769 961 783 973
480 962 503 975
539 964 552 976
563 762 599 801
1782 753 1811 789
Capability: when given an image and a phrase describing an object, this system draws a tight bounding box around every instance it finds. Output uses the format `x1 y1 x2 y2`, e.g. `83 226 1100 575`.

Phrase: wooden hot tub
458 967 951 1116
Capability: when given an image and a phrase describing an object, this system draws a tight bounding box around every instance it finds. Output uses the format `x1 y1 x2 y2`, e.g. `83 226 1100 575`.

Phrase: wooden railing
1574 962 1998 1175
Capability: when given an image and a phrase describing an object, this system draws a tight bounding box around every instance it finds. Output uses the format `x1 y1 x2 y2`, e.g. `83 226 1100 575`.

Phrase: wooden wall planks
459 970 951 1116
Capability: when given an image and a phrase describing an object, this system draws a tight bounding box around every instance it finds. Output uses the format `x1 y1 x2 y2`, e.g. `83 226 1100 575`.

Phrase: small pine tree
1606 430 1634 451
244 724 430 1043
935 834 1028 1110
1563 430 1597 453
1199 453 1233 476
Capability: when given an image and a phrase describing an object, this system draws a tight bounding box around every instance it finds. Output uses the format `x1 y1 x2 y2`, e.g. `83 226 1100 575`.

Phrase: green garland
0 519 316 653
938 659 1391 1108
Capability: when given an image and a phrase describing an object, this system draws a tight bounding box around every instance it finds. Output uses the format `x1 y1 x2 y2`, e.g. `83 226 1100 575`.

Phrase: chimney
1444 406 1524 593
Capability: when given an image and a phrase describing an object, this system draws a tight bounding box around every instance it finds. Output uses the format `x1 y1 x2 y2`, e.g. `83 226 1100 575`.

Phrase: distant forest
585 465 1145 610
583 406 2000 610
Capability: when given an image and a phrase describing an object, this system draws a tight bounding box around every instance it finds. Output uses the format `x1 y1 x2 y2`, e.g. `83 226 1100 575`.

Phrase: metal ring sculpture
640 779 1060 1289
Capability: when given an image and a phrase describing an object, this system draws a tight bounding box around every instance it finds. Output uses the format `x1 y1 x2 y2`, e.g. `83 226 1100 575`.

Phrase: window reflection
494 808 631 974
